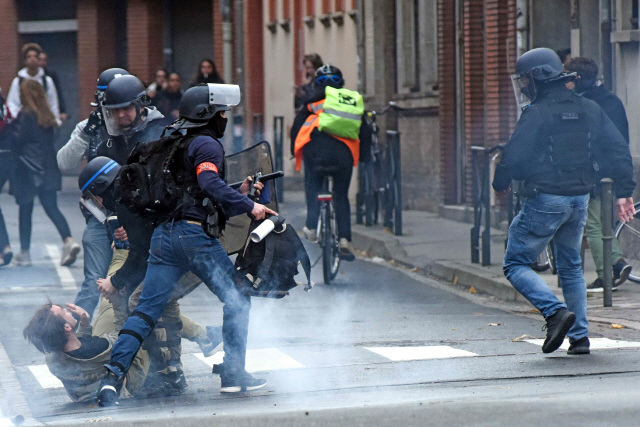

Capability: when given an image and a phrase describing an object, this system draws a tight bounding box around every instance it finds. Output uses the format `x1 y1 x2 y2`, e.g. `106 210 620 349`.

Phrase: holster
202 198 222 239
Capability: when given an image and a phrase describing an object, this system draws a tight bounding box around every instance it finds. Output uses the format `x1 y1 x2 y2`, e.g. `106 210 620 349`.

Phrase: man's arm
6 78 21 118
492 106 542 192
57 119 90 170
597 110 635 198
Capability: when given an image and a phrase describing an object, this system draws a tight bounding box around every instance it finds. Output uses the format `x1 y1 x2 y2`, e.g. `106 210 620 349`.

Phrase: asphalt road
1 181 640 427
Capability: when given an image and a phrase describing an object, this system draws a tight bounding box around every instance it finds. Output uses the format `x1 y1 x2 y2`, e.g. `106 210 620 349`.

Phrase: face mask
210 114 228 138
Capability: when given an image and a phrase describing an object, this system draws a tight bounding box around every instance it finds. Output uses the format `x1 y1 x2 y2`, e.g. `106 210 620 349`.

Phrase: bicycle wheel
322 202 341 284
614 202 640 283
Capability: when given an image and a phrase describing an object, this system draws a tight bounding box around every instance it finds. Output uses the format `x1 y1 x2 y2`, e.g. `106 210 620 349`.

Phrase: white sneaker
13 250 31 266
302 226 317 242
61 238 81 266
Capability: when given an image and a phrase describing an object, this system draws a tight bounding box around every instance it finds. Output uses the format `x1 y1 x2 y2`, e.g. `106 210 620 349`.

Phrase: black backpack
234 219 312 299
116 133 204 224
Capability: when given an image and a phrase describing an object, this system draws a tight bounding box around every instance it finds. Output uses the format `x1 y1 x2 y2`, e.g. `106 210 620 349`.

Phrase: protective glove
82 109 103 137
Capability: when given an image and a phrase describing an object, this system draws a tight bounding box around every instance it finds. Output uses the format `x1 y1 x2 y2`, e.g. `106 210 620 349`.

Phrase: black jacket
11 111 61 204
582 85 629 143
493 84 635 198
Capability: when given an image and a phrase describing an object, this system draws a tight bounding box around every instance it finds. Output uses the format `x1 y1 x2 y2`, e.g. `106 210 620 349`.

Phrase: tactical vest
526 95 597 195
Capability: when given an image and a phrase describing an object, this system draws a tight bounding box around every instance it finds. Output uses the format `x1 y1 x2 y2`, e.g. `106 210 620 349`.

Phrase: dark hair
155 68 168 78
193 59 222 85
555 48 571 64
303 53 324 71
23 302 68 353
22 43 43 61
566 57 598 82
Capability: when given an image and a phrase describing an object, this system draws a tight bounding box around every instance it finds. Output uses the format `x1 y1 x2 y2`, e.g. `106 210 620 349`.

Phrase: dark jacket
152 90 183 126
493 84 635 198
582 85 629 143
11 110 62 204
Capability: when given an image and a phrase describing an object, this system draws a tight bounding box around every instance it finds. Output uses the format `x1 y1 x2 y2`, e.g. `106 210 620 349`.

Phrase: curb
351 227 530 305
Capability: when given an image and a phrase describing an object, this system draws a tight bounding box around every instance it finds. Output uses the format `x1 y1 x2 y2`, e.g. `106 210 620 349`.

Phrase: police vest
527 94 597 193
293 99 361 171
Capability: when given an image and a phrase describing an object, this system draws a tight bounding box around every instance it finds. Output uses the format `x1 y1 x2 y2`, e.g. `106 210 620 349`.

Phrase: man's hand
616 197 636 222
65 303 90 327
251 203 278 220
97 276 117 301
239 176 264 196
82 109 103 137
113 227 128 241
494 187 511 199
59 113 69 123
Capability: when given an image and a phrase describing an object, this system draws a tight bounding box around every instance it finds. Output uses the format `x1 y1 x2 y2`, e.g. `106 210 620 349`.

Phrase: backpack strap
290 233 312 290
19 75 48 92
257 235 276 281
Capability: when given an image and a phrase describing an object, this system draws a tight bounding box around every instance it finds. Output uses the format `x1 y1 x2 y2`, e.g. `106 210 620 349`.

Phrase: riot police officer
97 84 276 406
493 48 635 356
57 68 129 319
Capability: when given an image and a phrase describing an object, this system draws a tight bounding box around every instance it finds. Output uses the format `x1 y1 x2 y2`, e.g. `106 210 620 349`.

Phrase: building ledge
611 30 640 43
279 19 291 32
331 12 344 26
266 20 277 34
318 14 332 27
303 16 315 28
392 91 439 112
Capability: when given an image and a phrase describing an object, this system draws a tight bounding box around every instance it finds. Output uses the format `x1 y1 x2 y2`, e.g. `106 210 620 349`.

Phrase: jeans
107 221 251 378
74 216 112 319
584 194 625 280
504 192 589 341
303 140 353 241
18 188 72 251
0 154 12 249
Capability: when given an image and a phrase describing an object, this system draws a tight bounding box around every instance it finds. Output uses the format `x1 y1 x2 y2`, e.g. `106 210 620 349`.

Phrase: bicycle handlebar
366 102 407 118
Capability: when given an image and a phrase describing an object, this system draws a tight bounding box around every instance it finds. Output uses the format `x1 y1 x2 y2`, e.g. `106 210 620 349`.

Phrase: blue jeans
74 216 112 319
504 193 589 341
107 221 251 377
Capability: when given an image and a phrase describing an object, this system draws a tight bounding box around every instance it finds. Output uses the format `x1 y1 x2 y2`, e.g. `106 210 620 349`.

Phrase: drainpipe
600 0 613 90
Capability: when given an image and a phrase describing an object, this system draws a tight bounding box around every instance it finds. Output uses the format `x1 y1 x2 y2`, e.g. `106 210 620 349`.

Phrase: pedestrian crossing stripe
524 337 640 351
364 346 478 361
28 365 63 389
194 348 305 373
45 244 77 290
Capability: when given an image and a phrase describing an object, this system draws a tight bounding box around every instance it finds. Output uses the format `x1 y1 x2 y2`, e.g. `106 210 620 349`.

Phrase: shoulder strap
290 232 312 289
257 237 276 281
19 75 48 92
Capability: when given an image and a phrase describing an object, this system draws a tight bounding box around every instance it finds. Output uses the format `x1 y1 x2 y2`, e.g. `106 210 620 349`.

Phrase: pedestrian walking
146 68 168 99
152 72 183 125
566 57 632 291
493 48 635 355
10 80 80 267
294 53 323 111
190 59 224 87
38 51 68 123
7 43 60 123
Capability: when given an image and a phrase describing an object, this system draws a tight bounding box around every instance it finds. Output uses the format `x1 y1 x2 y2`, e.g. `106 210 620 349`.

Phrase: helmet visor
79 192 110 223
102 104 142 136
512 72 537 111
207 84 241 107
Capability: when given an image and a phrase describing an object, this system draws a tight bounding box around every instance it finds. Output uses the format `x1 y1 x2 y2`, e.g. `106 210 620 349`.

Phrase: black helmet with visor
92 68 129 107
78 157 121 223
102 75 150 136
169 83 241 130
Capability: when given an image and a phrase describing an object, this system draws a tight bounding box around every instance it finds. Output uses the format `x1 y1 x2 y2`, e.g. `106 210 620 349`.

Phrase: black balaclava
207 112 228 139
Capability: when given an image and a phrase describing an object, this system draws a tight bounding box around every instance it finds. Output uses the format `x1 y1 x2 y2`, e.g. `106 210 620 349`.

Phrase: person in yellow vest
290 65 371 261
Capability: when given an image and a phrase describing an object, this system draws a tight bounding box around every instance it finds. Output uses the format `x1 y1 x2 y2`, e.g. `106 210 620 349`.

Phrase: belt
185 220 202 226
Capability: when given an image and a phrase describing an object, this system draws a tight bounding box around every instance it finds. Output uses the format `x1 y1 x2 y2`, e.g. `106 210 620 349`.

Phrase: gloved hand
82 109 103 137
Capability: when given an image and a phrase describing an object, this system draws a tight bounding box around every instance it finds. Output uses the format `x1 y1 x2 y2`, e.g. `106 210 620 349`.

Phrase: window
322 0 332 14
282 0 290 20
395 0 438 94
269 0 277 22
306 0 315 16
335 0 345 12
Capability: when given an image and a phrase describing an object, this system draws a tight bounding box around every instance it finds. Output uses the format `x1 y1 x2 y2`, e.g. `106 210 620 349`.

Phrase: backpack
19 75 48 93
318 86 364 140
116 133 211 224
234 219 312 299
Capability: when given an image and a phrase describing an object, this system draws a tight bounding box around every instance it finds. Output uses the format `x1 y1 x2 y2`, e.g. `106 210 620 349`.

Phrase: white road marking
194 348 304 373
28 365 64 389
524 337 640 351
45 245 77 290
365 346 479 361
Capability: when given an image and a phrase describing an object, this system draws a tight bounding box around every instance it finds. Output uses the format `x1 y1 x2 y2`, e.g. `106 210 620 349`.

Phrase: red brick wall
127 0 164 85
293 0 304 86
244 0 264 142
77 0 117 119
213 0 224 74
438 0 457 204
0 0 19 103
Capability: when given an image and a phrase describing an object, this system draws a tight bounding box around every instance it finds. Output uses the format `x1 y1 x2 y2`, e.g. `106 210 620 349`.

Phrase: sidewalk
348 206 640 331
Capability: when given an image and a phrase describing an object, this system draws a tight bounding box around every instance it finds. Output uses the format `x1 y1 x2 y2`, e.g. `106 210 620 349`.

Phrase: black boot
542 308 576 354
97 370 124 407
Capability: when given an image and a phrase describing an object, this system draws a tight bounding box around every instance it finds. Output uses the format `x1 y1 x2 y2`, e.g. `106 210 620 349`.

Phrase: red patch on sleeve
196 162 219 176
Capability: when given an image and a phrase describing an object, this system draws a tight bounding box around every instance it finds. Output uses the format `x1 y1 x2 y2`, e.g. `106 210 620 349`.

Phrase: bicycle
614 201 640 284
357 102 405 235
314 167 341 284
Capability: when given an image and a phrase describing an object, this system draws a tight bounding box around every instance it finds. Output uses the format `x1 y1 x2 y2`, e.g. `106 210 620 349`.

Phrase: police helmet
515 48 565 82
92 68 129 107
315 64 344 89
102 75 151 136
78 157 120 196
173 83 241 129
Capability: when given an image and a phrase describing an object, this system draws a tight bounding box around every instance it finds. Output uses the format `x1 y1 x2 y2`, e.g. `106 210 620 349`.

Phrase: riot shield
222 141 280 255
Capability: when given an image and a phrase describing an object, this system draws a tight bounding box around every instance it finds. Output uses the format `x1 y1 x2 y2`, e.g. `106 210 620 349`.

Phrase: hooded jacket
7 68 59 122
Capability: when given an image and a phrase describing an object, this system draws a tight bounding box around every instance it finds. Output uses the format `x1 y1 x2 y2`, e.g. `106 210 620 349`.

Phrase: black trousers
19 188 72 251
302 138 353 241
0 154 11 249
